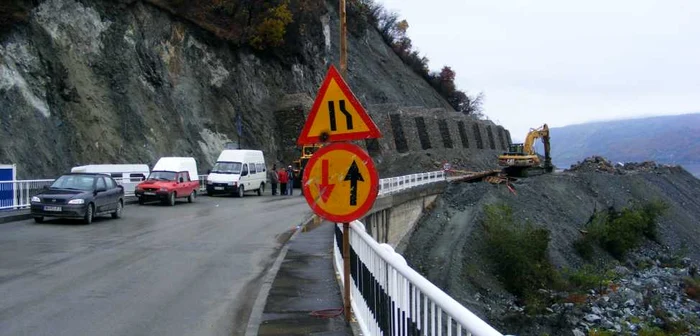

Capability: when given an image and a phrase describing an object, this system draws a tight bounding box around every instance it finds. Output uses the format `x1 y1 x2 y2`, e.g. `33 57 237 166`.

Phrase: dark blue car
30 173 125 224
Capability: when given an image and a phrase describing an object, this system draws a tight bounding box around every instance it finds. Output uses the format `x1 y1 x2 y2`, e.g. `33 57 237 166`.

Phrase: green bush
588 329 616 336
573 238 595 260
481 204 556 299
637 327 668 336
562 264 613 292
574 201 667 260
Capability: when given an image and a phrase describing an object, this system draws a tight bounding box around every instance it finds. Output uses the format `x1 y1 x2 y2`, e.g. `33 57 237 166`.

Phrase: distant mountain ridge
534 113 700 176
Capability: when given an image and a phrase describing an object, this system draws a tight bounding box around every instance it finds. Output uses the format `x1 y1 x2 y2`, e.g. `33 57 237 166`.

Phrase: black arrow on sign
339 100 353 130
328 100 354 132
328 101 337 131
344 160 364 206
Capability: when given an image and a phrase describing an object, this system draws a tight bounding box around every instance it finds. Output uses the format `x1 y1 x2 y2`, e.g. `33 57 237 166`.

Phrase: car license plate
214 187 224 190
43 206 62 212
144 192 156 196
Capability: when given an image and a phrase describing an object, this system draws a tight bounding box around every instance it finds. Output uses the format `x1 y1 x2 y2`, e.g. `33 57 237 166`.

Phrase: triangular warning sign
297 65 381 145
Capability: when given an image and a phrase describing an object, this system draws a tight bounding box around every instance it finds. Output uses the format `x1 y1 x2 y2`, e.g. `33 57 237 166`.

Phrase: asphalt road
0 191 312 336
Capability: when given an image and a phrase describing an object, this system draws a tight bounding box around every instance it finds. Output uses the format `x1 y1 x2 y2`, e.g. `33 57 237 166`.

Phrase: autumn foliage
150 0 318 51
347 0 484 116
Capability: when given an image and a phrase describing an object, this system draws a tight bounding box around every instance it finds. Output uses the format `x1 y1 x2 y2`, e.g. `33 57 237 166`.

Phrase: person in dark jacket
268 164 279 195
286 165 294 196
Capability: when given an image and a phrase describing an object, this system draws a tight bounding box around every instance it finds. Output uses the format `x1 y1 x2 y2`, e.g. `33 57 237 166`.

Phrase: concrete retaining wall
273 102 512 167
361 182 445 253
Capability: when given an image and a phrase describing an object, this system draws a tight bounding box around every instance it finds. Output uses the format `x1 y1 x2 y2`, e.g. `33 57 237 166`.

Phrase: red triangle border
297 65 381 145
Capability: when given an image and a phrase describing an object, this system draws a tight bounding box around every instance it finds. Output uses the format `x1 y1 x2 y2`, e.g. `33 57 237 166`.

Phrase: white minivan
206 150 266 197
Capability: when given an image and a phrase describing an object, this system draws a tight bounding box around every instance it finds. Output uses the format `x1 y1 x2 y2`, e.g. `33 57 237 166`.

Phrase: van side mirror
179 177 184 183
241 170 248 177
207 169 211 174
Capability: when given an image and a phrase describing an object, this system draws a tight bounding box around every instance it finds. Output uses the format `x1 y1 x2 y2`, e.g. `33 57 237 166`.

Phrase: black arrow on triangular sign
344 160 365 206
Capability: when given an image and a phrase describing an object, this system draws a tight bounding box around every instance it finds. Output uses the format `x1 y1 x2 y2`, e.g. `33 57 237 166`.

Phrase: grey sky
379 0 700 141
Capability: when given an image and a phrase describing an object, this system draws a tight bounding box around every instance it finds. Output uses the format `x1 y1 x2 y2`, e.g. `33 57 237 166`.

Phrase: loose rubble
566 156 684 175
507 250 700 335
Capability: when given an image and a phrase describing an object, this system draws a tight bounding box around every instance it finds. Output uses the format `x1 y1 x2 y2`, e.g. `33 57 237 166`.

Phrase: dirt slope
403 164 700 335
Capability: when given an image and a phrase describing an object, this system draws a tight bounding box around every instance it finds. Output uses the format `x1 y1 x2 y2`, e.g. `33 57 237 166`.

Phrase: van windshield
211 162 242 174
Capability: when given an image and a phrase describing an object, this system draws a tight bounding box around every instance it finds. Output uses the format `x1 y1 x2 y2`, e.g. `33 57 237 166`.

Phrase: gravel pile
567 156 619 174
566 156 685 175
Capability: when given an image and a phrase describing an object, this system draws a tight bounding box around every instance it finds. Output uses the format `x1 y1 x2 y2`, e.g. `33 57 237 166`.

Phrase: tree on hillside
248 1 293 50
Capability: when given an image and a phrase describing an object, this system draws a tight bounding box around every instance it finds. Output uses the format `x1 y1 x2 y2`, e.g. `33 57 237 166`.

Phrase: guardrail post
342 222 352 322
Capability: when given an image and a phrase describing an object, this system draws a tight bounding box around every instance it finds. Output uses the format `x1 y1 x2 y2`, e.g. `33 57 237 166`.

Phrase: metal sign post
343 222 351 322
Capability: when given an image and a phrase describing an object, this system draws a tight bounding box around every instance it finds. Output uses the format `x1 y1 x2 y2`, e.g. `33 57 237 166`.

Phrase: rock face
0 0 505 179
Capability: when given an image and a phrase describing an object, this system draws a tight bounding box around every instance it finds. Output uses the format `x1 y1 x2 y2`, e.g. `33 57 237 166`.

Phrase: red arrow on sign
316 159 335 203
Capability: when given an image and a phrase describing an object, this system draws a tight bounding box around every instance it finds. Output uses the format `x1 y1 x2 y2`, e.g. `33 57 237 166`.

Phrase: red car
135 157 201 206
135 170 199 206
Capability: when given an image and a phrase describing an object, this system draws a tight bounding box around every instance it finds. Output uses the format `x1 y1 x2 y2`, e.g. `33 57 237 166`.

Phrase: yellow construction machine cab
293 144 323 187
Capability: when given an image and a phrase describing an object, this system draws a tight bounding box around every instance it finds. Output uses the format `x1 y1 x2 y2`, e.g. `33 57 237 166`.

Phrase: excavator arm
498 123 553 175
523 124 549 155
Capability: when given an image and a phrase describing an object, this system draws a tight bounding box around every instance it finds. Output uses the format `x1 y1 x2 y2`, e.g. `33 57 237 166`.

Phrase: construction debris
565 156 682 175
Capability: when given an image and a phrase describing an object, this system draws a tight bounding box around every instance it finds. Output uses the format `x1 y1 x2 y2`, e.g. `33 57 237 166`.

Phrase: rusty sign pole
339 0 348 78
339 0 351 323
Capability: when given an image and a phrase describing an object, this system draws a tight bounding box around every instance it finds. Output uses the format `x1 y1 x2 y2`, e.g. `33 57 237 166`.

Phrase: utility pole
339 0 348 78
339 1 351 323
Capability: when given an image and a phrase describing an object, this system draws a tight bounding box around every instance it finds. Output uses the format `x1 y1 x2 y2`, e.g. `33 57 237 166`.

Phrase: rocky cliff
1 0 504 179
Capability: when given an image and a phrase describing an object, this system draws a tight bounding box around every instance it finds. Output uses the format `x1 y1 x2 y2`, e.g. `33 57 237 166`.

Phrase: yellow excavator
498 123 553 177
292 144 324 187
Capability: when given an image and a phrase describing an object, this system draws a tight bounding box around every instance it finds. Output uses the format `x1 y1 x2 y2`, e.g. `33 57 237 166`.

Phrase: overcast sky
379 0 700 141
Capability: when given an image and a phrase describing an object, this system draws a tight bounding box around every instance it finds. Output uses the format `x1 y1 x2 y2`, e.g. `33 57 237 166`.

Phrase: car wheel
33 216 44 223
168 192 176 206
237 186 244 198
83 204 94 225
112 199 123 219
188 190 196 203
257 183 264 196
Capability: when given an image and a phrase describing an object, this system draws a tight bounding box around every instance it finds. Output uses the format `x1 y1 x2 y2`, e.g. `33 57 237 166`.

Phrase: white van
71 164 150 195
206 150 266 197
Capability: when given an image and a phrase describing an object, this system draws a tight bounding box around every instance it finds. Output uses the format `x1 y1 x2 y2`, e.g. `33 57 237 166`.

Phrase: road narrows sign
302 143 379 223
297 65 381 145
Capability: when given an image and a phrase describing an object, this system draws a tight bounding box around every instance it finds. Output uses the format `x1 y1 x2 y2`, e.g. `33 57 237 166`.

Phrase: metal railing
0 175 210 210
378 171 446 196
0 179 54 211
333 170 505 336
334 222 503 336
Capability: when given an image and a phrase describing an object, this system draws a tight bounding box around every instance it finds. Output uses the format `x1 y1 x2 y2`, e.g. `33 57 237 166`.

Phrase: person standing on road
278 167 288 195
286 165 294 196
268 164 279 195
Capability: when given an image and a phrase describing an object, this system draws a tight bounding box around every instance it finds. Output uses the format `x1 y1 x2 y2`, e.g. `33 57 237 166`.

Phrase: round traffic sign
301 143 379 223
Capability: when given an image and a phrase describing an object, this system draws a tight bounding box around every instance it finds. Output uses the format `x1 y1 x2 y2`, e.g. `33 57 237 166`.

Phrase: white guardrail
335 170 505 336
0 175 210 211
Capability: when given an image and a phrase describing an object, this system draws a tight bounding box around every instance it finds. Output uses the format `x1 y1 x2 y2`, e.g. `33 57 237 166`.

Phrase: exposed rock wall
0 0 509 179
